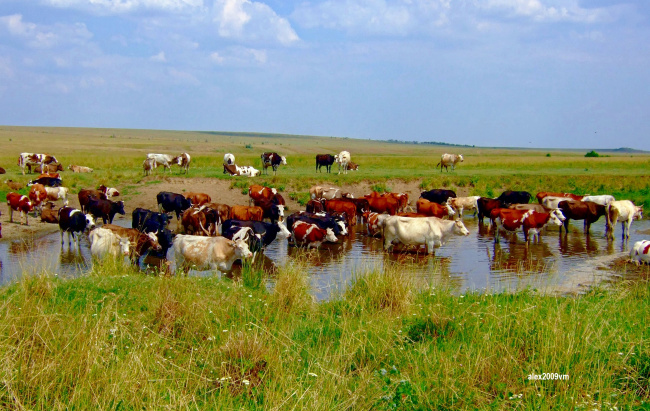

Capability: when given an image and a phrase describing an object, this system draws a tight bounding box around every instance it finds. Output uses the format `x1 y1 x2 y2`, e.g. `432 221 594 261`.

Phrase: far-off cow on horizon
436 153 463 172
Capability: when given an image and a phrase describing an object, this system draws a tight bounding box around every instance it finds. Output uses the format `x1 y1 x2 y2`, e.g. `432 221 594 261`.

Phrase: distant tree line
386 139 475 147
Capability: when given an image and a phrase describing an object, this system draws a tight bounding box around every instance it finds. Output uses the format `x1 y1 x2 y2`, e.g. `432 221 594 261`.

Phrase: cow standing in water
436 153 463 172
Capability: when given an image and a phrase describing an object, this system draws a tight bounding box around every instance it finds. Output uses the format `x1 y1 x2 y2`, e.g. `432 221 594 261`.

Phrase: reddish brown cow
306 199 324 213
7 192 33 225
416 198 455 219
495 209 564 242
536 192 584 203
248 185 277 205
477 197 502 225
397 212 428 218
78 189 107 213
323 199 357 226
291 221 337 248
558 200 607 234
103 224 162 263
28 183 47 214
364 195 399 216
31 163 63 174
181 207 212 236
230 205 263 221
184 192 212 206
205 203 231 225
38 173 61 180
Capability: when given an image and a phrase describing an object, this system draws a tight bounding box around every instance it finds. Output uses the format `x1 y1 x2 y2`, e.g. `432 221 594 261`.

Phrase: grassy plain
1 126 649 409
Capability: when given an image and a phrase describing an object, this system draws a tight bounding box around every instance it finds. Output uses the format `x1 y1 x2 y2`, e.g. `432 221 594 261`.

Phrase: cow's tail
606 203 619 239
435 161 441 168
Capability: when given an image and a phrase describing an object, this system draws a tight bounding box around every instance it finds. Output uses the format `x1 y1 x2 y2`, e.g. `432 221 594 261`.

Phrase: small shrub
546 153 551 157
585 150 600 157
245 144 253 149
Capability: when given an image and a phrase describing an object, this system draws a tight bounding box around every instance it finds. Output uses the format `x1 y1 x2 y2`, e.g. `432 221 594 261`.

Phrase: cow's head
453 219 470 236
276 221 291 238
118 237 131 256
232 238 253 259
147 231 162 251
635 206 643 220
458 154 464 162
445 203 456 217
281 156 287 165
552 209 566 222
325 228 338 243
548 210 564 226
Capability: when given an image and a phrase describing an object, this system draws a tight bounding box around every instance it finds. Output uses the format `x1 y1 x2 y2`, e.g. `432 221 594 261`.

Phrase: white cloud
209 46 267 65
214 0 299 45
0 14 92 48
480 0 606 23
44 0 204 14
150 51 167 62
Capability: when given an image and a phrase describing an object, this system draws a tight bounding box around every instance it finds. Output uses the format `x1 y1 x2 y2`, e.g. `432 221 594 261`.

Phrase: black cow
86 197 125 225
286 211 347 236
132 208 174 258
420 189 457 204
477 197 502 225
261 152 286 175
497 190 533 206
157 191 192 221
316 154 336 173
221 220 289 248
28 177 62 187
58 207 96 248
221 226 263 254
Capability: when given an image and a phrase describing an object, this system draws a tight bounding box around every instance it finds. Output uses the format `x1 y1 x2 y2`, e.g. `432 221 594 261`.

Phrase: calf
172 235 253 274
89 228 131 259
315 154 335 173
291 221 337 248
184 192 211 206
346 161 359 171
4 180 23 191
157 191 193 223
68 165 93 173
103 224 162 264
58 207 96 248
143 157 157 176
78 189 107 213
558 200 606 234
87 197 126 225
420 189 456 204
98 185 120 198
172 152 191 174
7 193 34 225
416 198 455 219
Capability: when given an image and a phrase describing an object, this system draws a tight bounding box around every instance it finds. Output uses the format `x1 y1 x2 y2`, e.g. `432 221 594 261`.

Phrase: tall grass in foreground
0 259 648 409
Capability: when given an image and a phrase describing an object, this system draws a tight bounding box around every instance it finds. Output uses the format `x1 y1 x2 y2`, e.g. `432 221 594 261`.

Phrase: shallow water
1 216 647 299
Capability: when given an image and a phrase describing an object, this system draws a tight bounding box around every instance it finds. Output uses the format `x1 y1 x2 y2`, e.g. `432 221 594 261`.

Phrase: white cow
582 195 615 206
171 235 253 274
44 186 69 206
383 216 470 254
146 153 174 173
238 166 260 177
436 153 463 172
223 153 235 166
447 196 481 217
607 200 643 240
629 240 650 265
334 151 351 175
89 228 131 259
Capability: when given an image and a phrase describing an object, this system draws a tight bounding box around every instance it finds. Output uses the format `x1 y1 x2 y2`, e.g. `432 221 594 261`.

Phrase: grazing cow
221 219 291 248
261 152 287 175
477 197 502 225
347 161 359 171
420 189 457 204
248 184 277 205
172 152 191 174
581 195 615 206
157 191 193 223
447 196 481 217
172 235 253 274
86 197 126 225
254 198 285 223
436 153 463 172
41 203 60 224
143 157 157 176
58 207 96 248
230 205 263 222
383 216 469 253
184 192 211 206
28 177 62 187
45 186 69 206
306 199 324 213
147 153 174 173
181 206 213 236
558 200 607 234
536 192 584 203
31 163 64 174
18 153 59 175
7 193 33 225
363 195 399 216
606 200 643 240
98 185 120 198
4 180 23 191
494 209 564 243
78 189 107 213
629 240 650 265
323 199 357 227
103 224 162 263
28 184 48 215
223 153 235 167
416 198 455 219
221 226 263 256
496 191 533 206
238 166 260 177
89 228 131 259
291 221 337 248
334 151 351 175
286 211 347 237
68 165 93 173
316 154 336 173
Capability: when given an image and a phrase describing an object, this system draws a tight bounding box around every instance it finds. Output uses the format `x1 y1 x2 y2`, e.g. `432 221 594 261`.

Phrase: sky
0 0 649 150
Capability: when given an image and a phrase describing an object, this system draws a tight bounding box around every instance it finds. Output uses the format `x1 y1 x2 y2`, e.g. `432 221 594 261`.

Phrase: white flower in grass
308 372 318 377
242 379 250 385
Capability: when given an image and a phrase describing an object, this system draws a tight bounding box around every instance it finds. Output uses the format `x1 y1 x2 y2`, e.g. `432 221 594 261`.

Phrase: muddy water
1 217 648 299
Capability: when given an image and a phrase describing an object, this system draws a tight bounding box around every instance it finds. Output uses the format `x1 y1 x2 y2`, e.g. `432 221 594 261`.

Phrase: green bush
585 150 600 157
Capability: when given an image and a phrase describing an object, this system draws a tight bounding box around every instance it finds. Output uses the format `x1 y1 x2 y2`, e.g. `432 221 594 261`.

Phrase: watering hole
0 217 647 298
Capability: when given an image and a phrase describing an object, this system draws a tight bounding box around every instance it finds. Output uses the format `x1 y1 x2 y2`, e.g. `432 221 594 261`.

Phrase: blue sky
0 0 648 150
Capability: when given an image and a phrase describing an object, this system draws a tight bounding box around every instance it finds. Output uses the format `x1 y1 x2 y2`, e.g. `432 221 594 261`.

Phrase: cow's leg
9 208 13 223
24 211 28 226
563 219 569 234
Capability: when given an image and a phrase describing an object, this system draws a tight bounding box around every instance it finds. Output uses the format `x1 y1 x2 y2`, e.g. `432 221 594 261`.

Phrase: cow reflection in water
488 239 555 274
59 248 90 272
8 239 36 256
558 233 599 257
227 254 278 280
287 240 350 267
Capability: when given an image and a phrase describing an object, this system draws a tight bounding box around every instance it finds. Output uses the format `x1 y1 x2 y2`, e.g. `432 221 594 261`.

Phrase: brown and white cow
416 198 455 219
4 180 23 191
103 224 162 263
172 235 253 274
32 163 64 174
629 240 650 265
18 153 59 175
260 152 286 175
249 185 277 205
45 186 69 206
291 221 337 248
494 209 564 243
7 192 34 225
172 152 191 174
98 185 120 198
28 183 48 215
143 157 157 176
68 165 93 173
230 205 263 222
